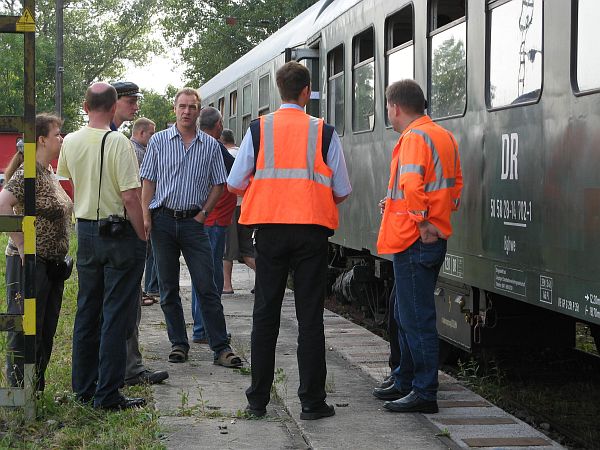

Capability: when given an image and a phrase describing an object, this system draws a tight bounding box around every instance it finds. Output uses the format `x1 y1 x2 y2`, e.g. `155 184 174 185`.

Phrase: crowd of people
2 62 462 418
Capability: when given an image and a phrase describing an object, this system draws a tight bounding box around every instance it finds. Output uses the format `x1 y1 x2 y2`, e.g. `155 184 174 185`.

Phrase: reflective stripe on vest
253 114 332 187
387 129 457 200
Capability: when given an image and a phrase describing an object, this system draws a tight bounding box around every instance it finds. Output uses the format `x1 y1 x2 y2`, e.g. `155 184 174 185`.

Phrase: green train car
200 0 600 353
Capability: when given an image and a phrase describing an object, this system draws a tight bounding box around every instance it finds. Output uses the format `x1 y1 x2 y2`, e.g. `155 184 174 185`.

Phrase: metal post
55 0 63 117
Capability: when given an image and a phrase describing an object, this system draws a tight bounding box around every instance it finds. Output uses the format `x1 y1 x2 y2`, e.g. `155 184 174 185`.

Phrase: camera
98 215 127 238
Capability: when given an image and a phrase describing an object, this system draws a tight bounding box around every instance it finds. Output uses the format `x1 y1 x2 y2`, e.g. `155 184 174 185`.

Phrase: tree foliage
0 0 161 131
136 86 177 132
160 0 319 86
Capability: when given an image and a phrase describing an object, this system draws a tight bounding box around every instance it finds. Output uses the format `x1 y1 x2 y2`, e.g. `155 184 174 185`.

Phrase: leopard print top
4 162 73 260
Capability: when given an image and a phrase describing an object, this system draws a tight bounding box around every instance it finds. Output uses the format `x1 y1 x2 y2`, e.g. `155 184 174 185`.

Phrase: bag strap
96 131 113 221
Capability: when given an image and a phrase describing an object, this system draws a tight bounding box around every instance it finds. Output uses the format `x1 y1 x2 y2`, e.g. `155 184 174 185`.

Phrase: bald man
58 82 147 410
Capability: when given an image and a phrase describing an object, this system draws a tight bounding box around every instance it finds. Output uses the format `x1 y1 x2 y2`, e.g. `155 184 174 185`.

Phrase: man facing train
227 61 351 420
373 79 463 413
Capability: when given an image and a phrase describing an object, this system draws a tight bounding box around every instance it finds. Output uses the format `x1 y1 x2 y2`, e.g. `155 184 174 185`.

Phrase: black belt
158 207 200 219
77 218 99 222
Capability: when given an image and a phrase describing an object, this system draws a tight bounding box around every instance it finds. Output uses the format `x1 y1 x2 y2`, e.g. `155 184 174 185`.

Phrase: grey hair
199 106 222 131
221 128 235 144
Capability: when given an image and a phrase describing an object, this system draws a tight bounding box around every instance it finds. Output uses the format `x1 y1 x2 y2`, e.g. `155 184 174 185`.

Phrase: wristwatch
201 209 209 217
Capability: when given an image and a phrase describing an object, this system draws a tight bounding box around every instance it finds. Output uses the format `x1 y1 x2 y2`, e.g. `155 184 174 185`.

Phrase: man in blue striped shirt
140 87 242 367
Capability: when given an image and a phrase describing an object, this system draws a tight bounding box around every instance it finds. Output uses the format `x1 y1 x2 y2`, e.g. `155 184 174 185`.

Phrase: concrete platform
138 261 564 449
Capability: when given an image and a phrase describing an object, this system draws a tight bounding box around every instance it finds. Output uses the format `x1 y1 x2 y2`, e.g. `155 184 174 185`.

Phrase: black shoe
383 391 438 414
245 404 266 418
372 384 411 400
98 396 146 410
125 369 169 386
76 394 94 405
379 375 394 389
300 403 335 420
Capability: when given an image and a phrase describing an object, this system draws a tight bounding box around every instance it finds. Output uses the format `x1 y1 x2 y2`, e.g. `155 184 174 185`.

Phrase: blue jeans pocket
417 239 446 269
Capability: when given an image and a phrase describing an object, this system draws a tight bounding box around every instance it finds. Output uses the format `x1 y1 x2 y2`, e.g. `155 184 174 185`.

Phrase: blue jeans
151 210 230 357
192 224 227 340
72 221 145 407
392 238 446 402
144 240 159 294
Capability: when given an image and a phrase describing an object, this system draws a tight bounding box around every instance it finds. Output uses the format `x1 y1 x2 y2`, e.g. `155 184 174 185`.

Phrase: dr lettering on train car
374 79 463 414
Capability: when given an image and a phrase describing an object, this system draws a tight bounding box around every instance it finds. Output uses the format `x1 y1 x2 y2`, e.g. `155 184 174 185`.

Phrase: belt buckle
173 209 184 219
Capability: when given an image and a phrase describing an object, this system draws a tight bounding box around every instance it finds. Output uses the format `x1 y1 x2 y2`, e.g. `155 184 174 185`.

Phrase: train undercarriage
327 243 598 358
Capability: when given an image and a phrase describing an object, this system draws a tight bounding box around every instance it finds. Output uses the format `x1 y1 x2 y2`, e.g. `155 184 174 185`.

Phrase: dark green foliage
160 0 319 86
0 0 161 132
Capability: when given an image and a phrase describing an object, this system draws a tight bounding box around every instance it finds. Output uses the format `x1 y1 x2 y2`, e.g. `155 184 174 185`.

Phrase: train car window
428 0 466 119
259 75 270 115
575 0 600 92
242 84 252 134
218 97 225 116
242 84 252 116
353 28 375 133
229 90 237 137
488 0 542 108
327 45 345 135
386 5 414 125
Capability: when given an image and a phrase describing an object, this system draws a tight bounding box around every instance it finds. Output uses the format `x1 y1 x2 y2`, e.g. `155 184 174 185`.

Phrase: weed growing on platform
325 373 336 393
234 366 251 375
177 389 192 416
271 367 288 403
436 427 451 438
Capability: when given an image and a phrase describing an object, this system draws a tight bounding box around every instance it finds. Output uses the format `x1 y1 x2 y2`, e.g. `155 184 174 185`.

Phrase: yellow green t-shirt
57 126 141 220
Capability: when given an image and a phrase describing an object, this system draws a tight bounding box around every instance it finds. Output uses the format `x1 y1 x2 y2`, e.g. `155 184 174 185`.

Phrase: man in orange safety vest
227 61 351 420
373 79 463 414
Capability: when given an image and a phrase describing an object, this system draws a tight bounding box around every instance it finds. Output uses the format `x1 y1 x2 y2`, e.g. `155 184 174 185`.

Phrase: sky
124 53 186 94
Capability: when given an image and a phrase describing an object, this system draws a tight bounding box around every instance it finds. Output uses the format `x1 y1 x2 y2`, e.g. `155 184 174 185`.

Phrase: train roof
199 0 362 98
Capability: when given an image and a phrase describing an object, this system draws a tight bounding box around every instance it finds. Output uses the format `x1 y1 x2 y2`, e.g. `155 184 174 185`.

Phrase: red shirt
205 186 237 226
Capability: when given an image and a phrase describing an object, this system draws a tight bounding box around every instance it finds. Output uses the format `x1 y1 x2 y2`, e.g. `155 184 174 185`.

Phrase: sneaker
125 369 169 386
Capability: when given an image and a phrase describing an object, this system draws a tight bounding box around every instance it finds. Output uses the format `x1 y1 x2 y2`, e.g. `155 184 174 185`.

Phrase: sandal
168 347 188 363
141 294 155 306
214 351 243 368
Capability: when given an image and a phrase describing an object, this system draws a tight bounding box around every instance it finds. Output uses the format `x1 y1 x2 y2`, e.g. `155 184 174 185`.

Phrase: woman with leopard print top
0 113 73 391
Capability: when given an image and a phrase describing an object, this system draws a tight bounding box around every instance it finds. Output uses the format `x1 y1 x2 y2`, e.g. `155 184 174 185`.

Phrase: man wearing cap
111 81 143 130
110 81 169 387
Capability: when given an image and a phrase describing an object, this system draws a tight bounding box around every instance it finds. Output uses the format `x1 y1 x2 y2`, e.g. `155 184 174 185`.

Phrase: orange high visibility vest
239 108 339 229
377 116 463 254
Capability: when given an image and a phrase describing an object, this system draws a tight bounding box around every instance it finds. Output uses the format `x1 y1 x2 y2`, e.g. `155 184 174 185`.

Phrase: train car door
285 44 321 117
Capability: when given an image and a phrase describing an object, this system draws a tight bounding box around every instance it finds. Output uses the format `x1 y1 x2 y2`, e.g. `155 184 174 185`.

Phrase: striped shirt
140 124 227 210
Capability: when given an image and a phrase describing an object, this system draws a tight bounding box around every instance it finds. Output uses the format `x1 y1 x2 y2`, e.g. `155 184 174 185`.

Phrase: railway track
325 297 600 450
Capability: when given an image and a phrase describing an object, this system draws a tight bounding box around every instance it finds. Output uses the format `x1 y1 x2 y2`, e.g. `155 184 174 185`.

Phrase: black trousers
6 255 64 391
388 284 401 372
246 225 329 410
